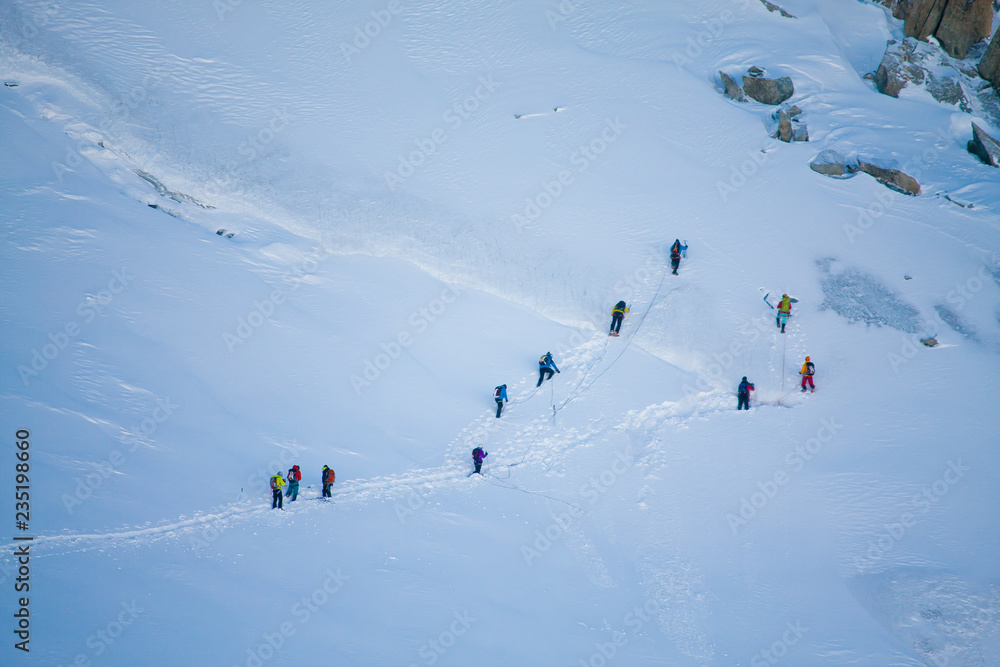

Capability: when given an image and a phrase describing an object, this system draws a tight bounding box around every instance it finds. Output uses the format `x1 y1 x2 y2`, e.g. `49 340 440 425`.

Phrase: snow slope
2 0 1000 665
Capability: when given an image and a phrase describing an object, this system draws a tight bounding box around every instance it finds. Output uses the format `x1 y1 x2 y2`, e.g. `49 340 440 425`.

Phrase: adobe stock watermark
522 448 630 565
52 70 167 184
190 443 306 555
384 75 499 191
18 268 133 386
889 258 999 374
338 0 404 63
511 117 627 232
234 567 349 667
577 597 661 667
670 0 752 71
546 0 579 30
213 0 247 21
62 395 179 515
681 313 772 399
7 1 60 49
852 459 969 573
727 417 843 533
204 107 291 200
224 234 334 353
406 610 475 667
844 127 951 244
350 284 462 394
750 620 808 666
394 480 442 524
57 600 144 667
716 148 774 203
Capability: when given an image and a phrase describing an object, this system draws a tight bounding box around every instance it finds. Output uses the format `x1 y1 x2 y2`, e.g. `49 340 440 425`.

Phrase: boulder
967 122 1000 166
978 27 1000 89
858 157 921 195
742 73 794 105
874 38 969 109
771 105 808 142
903 0 949 41
719 71 747 102
935 0 992 59
809 150 857 177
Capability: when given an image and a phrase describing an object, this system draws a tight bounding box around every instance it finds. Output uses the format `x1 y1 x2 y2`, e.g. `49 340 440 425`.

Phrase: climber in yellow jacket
270 472 286 509
800 356 815 393
610 300 630 337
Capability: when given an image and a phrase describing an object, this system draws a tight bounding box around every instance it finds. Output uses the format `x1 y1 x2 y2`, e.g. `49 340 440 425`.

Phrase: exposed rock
874 38 970 110
742 73 794 105
920 337 939 347
759 0 796 18
771 105 808 142
903 0 949 41
133 169 214 209
719 71 747 102
747 66 766 78
967 122 1000 166
978 27 1000 89
857 157 922 195
891 0 991 58
809 149 857 177
935 0 992 59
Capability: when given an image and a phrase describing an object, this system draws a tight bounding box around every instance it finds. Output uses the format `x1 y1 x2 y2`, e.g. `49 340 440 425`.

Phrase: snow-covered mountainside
2 0 1000 665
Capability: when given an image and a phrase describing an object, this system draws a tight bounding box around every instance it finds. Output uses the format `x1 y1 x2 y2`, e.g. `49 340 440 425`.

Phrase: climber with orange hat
800 356 815 393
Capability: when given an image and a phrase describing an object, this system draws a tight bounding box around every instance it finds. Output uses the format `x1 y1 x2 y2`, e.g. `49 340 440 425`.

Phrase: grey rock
719 71 747 102
857 157 922 195
935 0 992 59
759 0 796 18
874 38 970 110
967 122 1000 166
809 149 857 177
772 105 807 142
978 27 1000 89
920 337 939 347
747 66 766 78
742 74 794 104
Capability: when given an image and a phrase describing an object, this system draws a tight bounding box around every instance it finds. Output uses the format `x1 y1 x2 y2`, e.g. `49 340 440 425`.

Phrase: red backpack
289 466 301 482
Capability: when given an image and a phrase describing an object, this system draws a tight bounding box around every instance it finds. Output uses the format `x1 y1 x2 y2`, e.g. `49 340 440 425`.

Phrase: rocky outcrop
893 0 992 59
967 122 1000 166
935 0 993 58
759 0 796 18
903 0 949 41
874 39 970 109
719 71 747 102
742 68 794 105
857 157 922 195
978 27 1000 89
771 105 808 142
809 150 857 177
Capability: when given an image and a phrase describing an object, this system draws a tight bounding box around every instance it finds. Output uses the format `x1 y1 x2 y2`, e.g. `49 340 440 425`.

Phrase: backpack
289 467 301 482
270 475 280 490
323 468 335 484
539 354 548 366
805 362 815 375
738 380 753 394
494 386 502 398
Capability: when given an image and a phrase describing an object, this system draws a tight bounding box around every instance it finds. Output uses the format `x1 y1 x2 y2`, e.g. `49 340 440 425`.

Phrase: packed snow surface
2 0 1000 665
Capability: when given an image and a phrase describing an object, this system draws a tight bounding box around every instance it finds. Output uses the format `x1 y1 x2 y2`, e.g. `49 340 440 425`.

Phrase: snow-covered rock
742 69 794 105
967 122 1000 166
874 38 969 109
